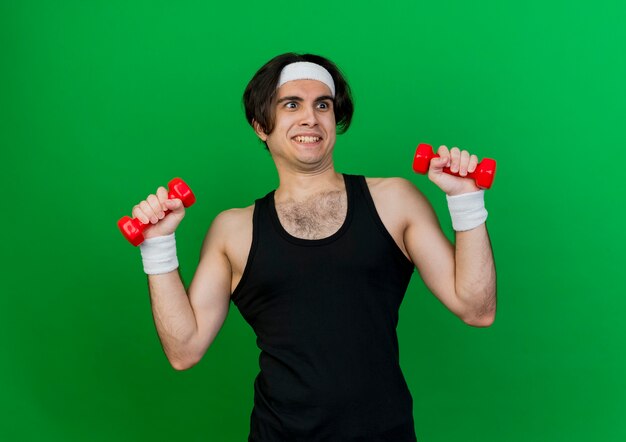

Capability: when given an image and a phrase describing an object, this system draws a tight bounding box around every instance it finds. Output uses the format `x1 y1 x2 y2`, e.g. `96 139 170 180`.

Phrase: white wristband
139 233 179 274
446 190 488 231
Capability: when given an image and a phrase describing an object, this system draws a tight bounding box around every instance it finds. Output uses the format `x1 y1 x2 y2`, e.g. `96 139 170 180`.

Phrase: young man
133 53 496 441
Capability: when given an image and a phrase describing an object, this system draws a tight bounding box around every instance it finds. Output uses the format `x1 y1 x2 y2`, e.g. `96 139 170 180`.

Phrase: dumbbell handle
413 143 497 189
118 178 196 246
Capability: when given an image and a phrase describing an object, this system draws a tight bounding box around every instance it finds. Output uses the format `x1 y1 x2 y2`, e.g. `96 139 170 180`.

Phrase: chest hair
275 190 347 240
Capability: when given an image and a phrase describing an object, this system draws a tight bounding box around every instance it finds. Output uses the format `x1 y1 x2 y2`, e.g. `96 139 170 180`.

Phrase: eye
317 101 331 110
285 101 297 109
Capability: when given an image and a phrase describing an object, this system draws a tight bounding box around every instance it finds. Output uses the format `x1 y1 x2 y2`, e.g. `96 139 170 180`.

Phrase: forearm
147 269 199 365
454 223 497 326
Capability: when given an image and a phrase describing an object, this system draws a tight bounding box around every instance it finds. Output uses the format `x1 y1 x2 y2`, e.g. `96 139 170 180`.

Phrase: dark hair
243 53 354 149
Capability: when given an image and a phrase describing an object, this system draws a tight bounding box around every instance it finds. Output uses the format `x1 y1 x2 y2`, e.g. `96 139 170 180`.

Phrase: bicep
401 182 466 319
186 213 233 357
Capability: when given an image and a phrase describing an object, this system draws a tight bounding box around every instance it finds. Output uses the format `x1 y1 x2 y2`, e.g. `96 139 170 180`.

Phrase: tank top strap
349 174 415 271
230 191 272 302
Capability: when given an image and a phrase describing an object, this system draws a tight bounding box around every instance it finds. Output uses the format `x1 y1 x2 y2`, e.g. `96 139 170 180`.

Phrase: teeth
294 136 320 143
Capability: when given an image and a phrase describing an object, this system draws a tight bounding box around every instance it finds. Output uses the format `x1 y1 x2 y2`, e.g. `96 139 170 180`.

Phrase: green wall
2 1 625 441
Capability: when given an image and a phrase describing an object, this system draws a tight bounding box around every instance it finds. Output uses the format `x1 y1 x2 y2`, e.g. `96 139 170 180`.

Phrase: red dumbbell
412 143 497 189
118 178 196 246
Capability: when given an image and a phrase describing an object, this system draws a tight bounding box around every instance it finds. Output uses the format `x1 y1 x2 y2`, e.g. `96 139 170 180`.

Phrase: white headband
277 62 336 97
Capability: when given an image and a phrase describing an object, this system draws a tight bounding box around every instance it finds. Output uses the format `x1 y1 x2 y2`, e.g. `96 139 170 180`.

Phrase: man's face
255 79 337 169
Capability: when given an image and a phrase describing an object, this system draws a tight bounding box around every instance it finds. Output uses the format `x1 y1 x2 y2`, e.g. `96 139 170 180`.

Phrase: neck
274 163 344 203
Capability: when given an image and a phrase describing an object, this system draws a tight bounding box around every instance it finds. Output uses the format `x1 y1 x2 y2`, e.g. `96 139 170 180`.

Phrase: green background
2 0 625 441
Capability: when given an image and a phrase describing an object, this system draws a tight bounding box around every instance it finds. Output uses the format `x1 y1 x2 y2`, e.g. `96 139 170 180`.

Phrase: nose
299 105 318 127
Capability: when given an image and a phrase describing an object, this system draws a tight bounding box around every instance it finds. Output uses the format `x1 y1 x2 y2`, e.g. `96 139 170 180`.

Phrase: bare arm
387 146 496 327
131 184 239 369
146 211 235 370
147 269 197 370
453 224 496 326
396 178 496 327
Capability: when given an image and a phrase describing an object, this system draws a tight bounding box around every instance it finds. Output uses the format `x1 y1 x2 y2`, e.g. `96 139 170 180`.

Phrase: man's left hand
428 145 481 196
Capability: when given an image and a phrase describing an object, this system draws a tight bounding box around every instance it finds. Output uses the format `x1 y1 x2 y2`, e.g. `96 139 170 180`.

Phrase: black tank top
231 173 417 441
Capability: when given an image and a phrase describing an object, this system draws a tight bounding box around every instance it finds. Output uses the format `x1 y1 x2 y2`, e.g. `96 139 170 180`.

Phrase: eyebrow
276 95 334 104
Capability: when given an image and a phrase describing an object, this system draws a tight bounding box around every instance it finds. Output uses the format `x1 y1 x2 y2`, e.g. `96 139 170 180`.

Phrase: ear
252 119 268 142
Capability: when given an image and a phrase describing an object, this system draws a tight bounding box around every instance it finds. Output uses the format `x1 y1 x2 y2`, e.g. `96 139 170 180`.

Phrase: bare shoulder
364 176 431 212
200 205 254 255
366 176 439 234
211 205 254 233
365 176 415 190
202 205 254 280
359 177 435 262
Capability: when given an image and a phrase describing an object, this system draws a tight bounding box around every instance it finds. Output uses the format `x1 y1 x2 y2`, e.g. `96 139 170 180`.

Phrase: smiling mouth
292 136 322 144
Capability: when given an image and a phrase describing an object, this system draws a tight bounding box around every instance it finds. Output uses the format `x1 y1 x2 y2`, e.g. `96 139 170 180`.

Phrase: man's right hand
132 186 186 239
